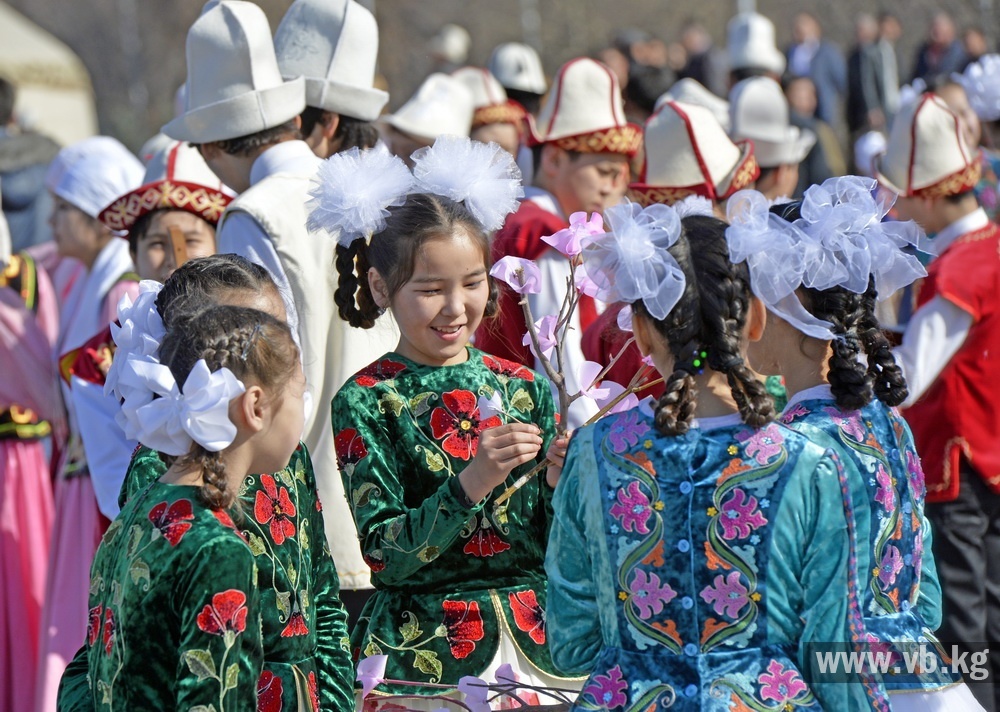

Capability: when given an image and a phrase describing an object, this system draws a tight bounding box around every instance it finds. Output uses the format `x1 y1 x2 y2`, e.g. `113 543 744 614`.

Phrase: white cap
727 12 786 76
383 73 474 142
729 77 815 167
274 0 389 121
163 1 306 143
452 67 527 129
657 78 730 131
50 137 144 219
428 24 470 65
488 42 547 95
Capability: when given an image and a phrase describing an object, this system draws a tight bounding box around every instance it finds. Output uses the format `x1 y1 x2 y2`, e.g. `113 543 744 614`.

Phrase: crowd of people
2 2 1000 711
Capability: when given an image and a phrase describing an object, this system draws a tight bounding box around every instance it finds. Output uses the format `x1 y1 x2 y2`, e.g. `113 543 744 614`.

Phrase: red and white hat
877 93 981 198
98 141 233 234
451 67 526 131
630 100 759 206
530 58 641 157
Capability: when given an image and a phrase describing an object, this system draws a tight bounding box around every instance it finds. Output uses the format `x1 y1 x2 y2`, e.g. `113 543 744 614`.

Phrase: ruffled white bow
105 280 165 401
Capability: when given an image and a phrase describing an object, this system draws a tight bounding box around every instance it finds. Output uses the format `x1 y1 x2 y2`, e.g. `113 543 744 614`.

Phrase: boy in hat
880 92 1000 711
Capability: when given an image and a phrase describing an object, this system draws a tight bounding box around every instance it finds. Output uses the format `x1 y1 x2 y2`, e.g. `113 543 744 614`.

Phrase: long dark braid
858 279 909 406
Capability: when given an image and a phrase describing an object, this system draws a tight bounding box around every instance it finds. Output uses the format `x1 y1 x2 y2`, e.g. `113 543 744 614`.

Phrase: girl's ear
237 386 267 435
632 309 653 357
746 296 767 343
368 267 390 309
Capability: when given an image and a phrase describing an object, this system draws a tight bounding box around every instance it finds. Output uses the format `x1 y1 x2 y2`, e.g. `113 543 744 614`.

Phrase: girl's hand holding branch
459 423 543 503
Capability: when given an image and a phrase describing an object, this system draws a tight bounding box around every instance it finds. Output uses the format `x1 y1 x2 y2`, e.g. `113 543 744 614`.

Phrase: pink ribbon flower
522 314 558 360
541 211 605 257
577 361 612 405
356 654 387 699
490 256 542 294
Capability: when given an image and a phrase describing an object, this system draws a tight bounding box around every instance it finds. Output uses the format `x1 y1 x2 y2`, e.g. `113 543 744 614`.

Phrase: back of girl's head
155 254 278 329
334 192 499 328
635 214 775 435
769 201 908 409
158 304 298 510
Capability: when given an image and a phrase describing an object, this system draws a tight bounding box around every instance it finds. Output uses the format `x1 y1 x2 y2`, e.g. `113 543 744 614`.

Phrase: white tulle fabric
411 136 523 232
583 201 686 320
105 281 166 401
953 54 1000 121
672 194 715 219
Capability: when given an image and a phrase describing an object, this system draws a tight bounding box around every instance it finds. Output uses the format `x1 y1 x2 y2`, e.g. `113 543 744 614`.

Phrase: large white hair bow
582 201 687 320
119 359 245 456
953 54 1000 122
105 280 165 401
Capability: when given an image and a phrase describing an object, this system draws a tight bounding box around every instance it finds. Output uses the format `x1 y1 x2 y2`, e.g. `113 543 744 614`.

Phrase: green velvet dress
332 347 568 696
58 443 354 712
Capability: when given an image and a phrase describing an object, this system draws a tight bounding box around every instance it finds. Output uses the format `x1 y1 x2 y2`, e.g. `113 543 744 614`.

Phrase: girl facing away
319 139 576 707
58 255 354 712
545 205 874 710
739 184 984 711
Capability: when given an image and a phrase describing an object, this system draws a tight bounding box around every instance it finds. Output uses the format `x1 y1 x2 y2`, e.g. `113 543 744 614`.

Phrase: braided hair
635 215 776 436
157 305 298 510
333 192 500 328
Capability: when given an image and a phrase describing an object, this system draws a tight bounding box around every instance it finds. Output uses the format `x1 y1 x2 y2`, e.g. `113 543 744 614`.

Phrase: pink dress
0 253 58 712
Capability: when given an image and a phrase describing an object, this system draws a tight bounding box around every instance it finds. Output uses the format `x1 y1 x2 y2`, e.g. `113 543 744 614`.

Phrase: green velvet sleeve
56 645 94 712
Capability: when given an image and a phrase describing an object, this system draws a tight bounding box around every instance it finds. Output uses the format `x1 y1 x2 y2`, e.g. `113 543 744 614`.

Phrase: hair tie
240 324 263 362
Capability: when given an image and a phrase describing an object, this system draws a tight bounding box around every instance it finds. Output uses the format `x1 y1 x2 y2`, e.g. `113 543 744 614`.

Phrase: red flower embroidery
308 672 319 712
102 608 115 655
509 590 546 645
363 552 386 573
463 521 511 557
280 612 309 638
87 605 102 646
442 600 485 659
254 474 297 545
355 358 407 387
147 499 195 546
482 354 535 382
197 589 249 636
214 509 248 542
335 428 368 472
256 670 283 712
429 390 502 461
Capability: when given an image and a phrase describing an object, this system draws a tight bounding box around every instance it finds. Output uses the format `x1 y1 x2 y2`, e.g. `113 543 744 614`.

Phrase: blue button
679 481 693 494
685 684 698 698
677 539 690 553
681 596 694 609
684 643 698 657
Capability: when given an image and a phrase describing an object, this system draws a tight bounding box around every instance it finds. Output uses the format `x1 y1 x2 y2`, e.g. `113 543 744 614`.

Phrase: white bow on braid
105 280 165 401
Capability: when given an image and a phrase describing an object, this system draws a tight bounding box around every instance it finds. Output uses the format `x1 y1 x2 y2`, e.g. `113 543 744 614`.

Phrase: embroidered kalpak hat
656 78 731 131
630 100 759 206
488 42 547 95
729 77 816 168
274 0 389 121
876 93 981 198
530 58 641 157
162 1 306 144
727 12 786 76
452 67 526 130
382 73 474 142
98 141 233 234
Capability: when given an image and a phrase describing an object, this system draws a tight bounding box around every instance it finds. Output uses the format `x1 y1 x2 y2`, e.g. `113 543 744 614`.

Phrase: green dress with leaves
332 347 568 696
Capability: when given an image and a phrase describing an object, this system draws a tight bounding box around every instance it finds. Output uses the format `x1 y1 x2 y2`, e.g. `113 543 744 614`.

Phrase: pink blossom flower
522 314 557 361
610 481 652 534
759 660 808 703
582 665 627 709
607 410 651 453
541 211 604 257
628 569 677 618
736 424 785 465
458 676 490 712
823 406 866 441
575 267 601 297
874 465 896 512
878 545 904 588
907 450 926 498
616 305 633 332
490 256 541 294
700 571 750 619
576 360 611 405
719 488 768 540
356 654 387 698
599 382 641 419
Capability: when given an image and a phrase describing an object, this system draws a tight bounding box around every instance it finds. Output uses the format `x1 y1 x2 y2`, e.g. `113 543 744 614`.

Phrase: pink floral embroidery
700 571 749 619
719 488 767 540
823 406 866 441
780 403 809 423
759 659 808 703
582 665 627 709
609 481 652 534
878 545 904 588
874 465 895 512
628 569 677 619
907 450 926 499
607 410 651 454
736 424 784 465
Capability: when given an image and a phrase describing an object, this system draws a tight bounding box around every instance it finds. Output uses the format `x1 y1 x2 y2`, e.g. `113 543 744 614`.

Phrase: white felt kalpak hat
728 12 786 76
383 73 474 142
877 93 981 198
50 137 145 219
531 57 641 157
452 67 526 130
488 42 547 95
729 77 815 168
630 100 758 206
274 0 389 121
657 78 730 131
163 1 306 144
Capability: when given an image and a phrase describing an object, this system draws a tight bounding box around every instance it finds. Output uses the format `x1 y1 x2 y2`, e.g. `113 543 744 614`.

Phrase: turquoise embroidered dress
780 385 958 696
546 409 873 711
58 443 354 712
331 347 566 694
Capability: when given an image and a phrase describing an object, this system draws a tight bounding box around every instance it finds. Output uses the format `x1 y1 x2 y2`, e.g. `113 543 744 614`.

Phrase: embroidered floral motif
758 659 808 704
87 604 102 646
877 546 904 588
441 600 485 659
482 354 535 381
254 474 297 545
102 608 116 655
736 424 784 464
906 450 926 499
355 358 407 387
308 671 319 712
196 589 249 636
429 390 502 461
280 611 308 638
582 665 628 709
509 590 546 644
147 498 195 546
780 404 810 423
463 518 511 557
627 569 677 618
874 465 895 512
335 428 368 474
213 509 248 542
607 410 651 453
700 571 749 619
609 481 652 534
363 551 386 573
256 670 283 712
719 488 768 540
823 406 866 441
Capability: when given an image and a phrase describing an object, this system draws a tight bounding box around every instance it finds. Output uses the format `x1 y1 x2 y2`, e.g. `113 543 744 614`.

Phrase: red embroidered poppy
256 670 283 712
280 612 309 638
87 604 102 646
197 589 249 636
213 509 248 543
429 390 502 461
463 523 511 557
441 600 485 659
147 499 195 546
308 671 319 712
363 552 386 573
335 428 368 472
102 608 115 655
254 474 297 545
355 359 407 387
482 354 535 382
509 590 546 645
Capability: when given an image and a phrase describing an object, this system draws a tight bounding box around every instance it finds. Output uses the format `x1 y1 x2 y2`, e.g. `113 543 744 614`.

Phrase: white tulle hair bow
411 136 524 232
105 280 166 401
953 54 1000 122
118 358 245 456
582 201 687 320
672 195 715 219
306 143 414 247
